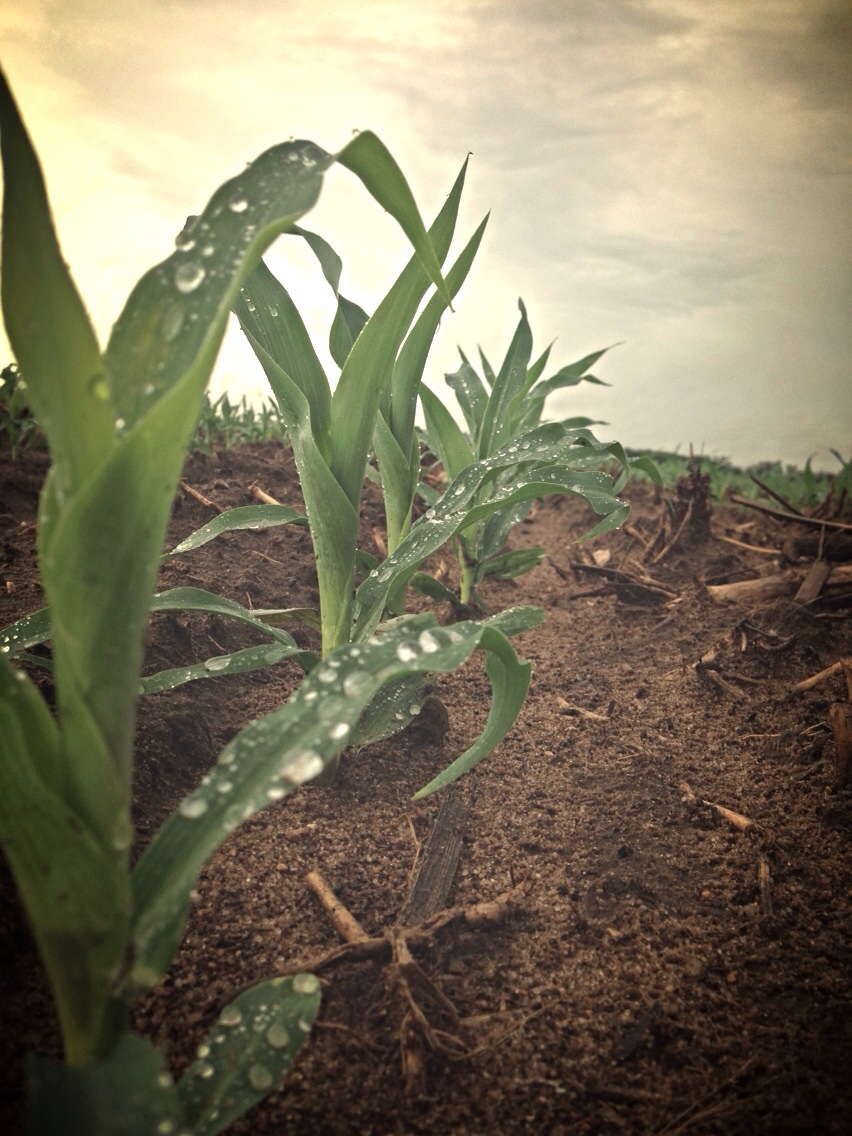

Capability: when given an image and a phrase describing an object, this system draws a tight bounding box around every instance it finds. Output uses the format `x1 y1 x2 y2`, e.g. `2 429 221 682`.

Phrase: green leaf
25 1033 182 1136
0 71 115 503
480 546 547 581
139 642 305 695
419 383 474 482
446 359 489 439
167 504 307 557
477 298 533 457
234 257 332 454
409 571 462 608
0 658 128 1065
353 423 628 641
335 131 451 307
177 975 321 1136
413 624 531 799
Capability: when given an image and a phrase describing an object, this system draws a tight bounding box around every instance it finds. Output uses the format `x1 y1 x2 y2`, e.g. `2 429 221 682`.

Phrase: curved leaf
167 504 307 557
177 975 321 1136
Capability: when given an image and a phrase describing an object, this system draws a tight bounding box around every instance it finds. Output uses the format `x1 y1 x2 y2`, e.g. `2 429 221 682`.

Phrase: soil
1 439 851 1135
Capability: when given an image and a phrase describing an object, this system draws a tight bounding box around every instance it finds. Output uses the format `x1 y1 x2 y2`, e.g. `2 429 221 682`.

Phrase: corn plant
417 300 659 606
0 360 44 456
0 69 542 1133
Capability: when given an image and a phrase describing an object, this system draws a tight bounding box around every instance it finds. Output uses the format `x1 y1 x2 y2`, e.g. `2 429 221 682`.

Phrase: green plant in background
0 360 44 457
191 390 287 452
230 156 489 653
417 300 659 607
0 69 539 1132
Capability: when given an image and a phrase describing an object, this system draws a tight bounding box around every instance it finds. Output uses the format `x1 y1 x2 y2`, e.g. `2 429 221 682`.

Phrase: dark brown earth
1 439 851 1135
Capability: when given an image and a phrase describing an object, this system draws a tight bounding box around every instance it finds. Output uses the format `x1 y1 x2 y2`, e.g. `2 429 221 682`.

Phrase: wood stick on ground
729 494 852 534
707 564 852 603
180 481 223 511
748 473 805 516
795 654 852 695
719 535 781 555
271 879 532 978
648 495 694 565
305 868 370 943
828 701 852 787
249 483 282 505
758 854 773 917
704 801 757 833
795 560 832 604
399 781 472 927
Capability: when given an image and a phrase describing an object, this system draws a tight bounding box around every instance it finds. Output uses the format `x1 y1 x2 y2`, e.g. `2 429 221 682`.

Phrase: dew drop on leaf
204 656 231 673
194 1060 215 1079
396 643 418 663
88 373 110 401
266 1021 290 1050
228 197 249 213
418 630 441 654
343 671 371 698
159 303 185 342
179 798 208 819
281 749 323 785
292 973 320 995
174 262 206 294
248 1063 274 1092
219 1005 243 1027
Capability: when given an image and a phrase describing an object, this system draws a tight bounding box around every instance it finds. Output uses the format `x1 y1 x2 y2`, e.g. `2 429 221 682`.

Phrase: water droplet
196 1044 211 1059
216 780 234 794
329 722 349 740
156 1072 173 1089
396 644 418 664
248 1063 274 1091
269 306 279 317
343 671 372 699
267 785 286 801
115 417 126 432
88 373 110 401
174 262 205 294
316 667 336 684
179 798 208 819
418 630 440 654
160 303 185 342
194 1060 215 1079
266 1021 290 1049
220 1005 243 1027
201 243 215 257
280 749 323 785
408 703 421 716
293 972 320 995
204 656 231 673
217 749 236 767
155 1121 176 1136
228 197 249 213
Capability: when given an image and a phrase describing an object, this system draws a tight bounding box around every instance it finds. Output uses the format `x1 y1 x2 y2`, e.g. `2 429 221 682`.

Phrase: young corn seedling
417 300 660 607
0 70 537 1132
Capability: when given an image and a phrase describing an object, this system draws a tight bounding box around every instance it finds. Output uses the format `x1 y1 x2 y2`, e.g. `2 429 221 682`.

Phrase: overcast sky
2 0 850 468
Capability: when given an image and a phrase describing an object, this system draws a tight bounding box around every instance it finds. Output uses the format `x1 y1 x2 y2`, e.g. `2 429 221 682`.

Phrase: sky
1 0 850 468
